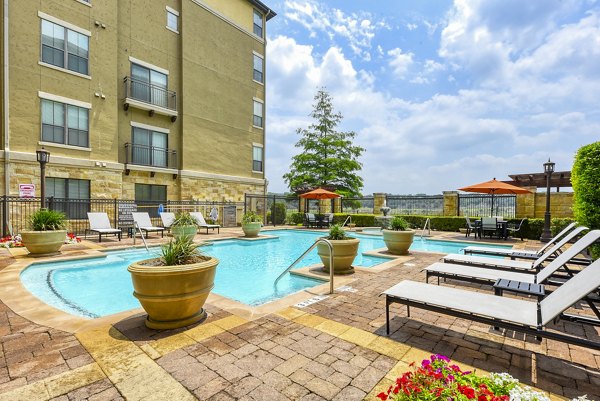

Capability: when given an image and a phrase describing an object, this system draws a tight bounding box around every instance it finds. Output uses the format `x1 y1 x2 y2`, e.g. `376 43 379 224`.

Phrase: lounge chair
322 213 334 226
426 230 600 287
443 226 589 272
131 212 164 238
382 258 600 350
87 212 122 242
463 222 578 259
507 218 526 240
190 212 220 234
160 212 175 231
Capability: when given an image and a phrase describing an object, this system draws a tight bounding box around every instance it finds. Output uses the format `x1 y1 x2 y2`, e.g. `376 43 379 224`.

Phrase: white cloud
387 48 414 78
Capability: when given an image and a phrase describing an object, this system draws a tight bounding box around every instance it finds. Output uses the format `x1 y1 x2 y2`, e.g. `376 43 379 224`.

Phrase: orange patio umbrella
299 188 341 199
458 178 531 216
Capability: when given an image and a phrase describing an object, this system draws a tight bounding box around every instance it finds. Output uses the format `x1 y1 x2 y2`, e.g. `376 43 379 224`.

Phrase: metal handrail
133 222 150 252
341 215 352 228
420 218 431 238
274 239 335 294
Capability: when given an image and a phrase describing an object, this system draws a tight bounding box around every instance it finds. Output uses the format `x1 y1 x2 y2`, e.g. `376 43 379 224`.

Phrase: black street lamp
36 147 50 208
540 158 555 243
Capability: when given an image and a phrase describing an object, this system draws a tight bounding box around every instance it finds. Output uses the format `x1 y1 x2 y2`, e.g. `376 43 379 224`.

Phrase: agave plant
29 209 67 231
161 236 203 266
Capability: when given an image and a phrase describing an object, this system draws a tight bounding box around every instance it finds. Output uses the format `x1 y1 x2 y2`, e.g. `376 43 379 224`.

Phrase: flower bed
1 233 81 248
378 354 593 401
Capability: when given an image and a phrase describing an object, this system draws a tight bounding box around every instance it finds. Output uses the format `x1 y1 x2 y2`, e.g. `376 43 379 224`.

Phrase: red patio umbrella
458 178 531 216
299 188 341 199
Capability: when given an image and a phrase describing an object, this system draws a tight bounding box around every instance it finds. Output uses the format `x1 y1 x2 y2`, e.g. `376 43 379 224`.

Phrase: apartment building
0 0 274 207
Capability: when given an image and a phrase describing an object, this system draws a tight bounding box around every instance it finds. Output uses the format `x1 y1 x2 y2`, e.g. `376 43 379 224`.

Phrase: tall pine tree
283 89 365 197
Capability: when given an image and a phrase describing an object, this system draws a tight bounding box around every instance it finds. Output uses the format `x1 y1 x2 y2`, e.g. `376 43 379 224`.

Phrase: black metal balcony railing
123 77 177 111
125 143 177 169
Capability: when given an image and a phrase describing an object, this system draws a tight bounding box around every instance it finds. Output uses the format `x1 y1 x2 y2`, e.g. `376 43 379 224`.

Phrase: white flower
490 372 520 387
509 386 551 401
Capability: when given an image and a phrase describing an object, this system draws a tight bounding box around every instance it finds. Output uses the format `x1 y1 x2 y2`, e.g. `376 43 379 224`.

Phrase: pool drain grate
295 295 328 308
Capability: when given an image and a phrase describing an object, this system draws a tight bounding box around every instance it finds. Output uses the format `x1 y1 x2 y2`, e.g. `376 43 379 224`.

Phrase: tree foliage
572 141 600 258
283 89 365 197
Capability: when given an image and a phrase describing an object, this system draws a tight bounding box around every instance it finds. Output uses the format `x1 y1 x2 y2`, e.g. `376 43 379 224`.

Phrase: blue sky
264 0 600 195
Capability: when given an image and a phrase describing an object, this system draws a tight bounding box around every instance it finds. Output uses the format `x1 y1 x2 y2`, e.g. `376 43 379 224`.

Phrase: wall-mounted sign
19 184 36 198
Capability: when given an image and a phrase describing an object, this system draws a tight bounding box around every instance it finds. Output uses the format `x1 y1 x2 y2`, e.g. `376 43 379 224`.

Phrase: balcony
125 143 178 177
123 77 178 122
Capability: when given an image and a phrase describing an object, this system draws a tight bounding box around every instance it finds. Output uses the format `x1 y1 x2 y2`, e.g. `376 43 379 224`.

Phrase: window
47 178 90 219
253 100 263 128
132 126 168 167
253 146 263 172
253 9 263 37
41 19 89 75
131 63 168 108
253 53 264 83
166 7 179 32
41 99 89 147
135 184 167 217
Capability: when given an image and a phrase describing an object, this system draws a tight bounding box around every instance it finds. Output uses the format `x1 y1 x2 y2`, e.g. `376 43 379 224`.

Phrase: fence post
2 196 7 237
442 191 458 216
456 193 460 216
48 196 54 211
373 193 386 214
113 198 117 225
244 193 247 215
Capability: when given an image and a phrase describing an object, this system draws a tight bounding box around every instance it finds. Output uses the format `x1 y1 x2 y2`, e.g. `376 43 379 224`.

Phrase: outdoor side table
493 278 545 301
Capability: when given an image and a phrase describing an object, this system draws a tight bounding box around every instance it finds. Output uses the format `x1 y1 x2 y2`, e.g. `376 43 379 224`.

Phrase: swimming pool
20 230 510 318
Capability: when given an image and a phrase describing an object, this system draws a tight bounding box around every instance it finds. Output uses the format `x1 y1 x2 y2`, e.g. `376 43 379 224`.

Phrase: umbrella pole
490 192 495 216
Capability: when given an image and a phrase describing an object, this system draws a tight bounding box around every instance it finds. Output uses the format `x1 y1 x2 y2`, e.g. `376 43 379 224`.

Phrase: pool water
20 230 510 318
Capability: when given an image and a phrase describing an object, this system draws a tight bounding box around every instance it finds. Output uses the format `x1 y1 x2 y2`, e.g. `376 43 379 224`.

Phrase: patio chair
480 217 498 239
87 212 121 242
463 222 578 259
190 212 220 234
131 212 164 238
322 213 334 226
382 258 600 350
160 212 175 231
507 218 526 240
305 213 317 228
426 230 600 287
464 216 480 238
444 226 590 272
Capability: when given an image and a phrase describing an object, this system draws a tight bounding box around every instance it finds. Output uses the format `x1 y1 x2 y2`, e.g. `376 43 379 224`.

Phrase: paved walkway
0 228 598 400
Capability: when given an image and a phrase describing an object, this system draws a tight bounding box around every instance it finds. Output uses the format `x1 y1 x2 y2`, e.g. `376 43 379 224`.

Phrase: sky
263 0 600 195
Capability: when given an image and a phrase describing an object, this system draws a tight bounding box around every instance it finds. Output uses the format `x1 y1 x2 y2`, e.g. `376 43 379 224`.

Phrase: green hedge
572 141 600 259
331 214 375 227
287 212 304 225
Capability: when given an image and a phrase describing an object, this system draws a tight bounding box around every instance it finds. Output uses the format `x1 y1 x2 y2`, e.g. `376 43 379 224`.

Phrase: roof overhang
248 0 277 20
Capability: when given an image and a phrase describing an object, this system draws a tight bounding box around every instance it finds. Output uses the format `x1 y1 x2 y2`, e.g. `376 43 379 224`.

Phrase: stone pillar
516 186 536 217
373 193 386 215
443 191 458 216
319 199 332 214
333 198 342 213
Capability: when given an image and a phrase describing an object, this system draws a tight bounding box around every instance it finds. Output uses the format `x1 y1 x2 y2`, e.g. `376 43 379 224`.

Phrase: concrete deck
0 226 598 400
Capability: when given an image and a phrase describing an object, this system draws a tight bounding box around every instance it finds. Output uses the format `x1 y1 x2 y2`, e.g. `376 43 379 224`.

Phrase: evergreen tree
283 89 365 197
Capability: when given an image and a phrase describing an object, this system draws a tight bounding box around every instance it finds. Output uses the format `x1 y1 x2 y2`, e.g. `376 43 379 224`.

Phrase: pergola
505 171 571 192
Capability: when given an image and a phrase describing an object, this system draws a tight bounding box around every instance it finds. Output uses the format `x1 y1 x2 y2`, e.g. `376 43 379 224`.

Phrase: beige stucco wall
198 0 259 34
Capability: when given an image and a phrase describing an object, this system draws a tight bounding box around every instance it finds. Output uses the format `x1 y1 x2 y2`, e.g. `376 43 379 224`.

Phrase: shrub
389 216 409 231
288 212 304 225
172 211 197 227
161 236 203 266
242 211 262 224
29 209 67 231
271 202 287 225
572 141 600 258
327 224 349 240
330 214 375 227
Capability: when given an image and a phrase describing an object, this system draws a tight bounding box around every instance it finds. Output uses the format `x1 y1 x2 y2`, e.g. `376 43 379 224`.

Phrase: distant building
0 0 275 206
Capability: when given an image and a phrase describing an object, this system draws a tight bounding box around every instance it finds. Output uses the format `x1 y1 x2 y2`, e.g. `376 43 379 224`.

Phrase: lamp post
540 158 555 243
36 147 50 209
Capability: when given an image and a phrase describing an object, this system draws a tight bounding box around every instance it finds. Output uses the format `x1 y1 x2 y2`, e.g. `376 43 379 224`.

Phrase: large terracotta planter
128 256 219 329
171 225 197 241
21 230 67 255
242 222 261 238
382 229 415 255
317 238 359 275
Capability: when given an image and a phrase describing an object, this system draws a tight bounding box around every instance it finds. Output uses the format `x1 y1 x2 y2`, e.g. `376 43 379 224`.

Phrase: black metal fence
457 194 516 218
0 196 244 237
244 194 303 226
386 195 444 216
340 197 374 214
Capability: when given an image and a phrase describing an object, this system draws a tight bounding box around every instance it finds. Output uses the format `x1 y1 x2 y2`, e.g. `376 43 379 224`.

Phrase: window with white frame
253 53 264 83
41 19 89 75
252 145 263 172
166 7 179 32
41 99 89 147
253 99 263 128
253 9 263 37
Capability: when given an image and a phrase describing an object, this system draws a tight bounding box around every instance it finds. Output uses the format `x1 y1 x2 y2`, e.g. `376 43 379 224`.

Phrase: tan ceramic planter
171 225 197 241
21 230 67 255
242 222 261 238
128 256 219 330
317 238 359 275
382 229 415 255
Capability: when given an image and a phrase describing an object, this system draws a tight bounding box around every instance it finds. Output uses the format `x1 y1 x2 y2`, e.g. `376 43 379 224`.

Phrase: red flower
458 385 476 399
479 395 488 401
376 392 388 400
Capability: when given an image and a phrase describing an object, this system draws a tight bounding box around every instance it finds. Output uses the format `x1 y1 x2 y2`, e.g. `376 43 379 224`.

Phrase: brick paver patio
0 228 598 400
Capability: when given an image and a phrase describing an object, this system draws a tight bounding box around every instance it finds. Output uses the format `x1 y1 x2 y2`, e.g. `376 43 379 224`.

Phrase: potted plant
170 211 197 240
317 224 360 275
128 236 219 329
382 216 415 255
242 211 262 238
21 209 67 255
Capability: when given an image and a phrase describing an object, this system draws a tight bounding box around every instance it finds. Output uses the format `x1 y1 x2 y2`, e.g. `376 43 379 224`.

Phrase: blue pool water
20 230 510 318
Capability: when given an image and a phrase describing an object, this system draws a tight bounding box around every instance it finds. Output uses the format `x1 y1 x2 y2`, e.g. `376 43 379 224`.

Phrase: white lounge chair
463 222 578 259
87 212 122 242
160 212 175 231
443 226 589 272
190 212 220 234
426 230 600 287
132 212 164 238
382 258 600 350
